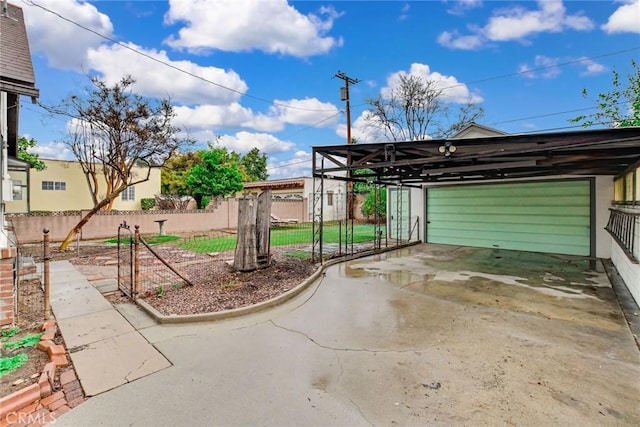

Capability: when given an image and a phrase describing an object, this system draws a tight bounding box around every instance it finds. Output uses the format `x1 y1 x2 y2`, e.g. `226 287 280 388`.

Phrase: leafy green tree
185 147 244 209
161 151 201 196
361 187 386 220
570 60 640 128
240 147 268 182
17 136 46 171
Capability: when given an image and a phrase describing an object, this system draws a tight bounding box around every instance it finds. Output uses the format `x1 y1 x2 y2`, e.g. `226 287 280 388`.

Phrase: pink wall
8 198 306 243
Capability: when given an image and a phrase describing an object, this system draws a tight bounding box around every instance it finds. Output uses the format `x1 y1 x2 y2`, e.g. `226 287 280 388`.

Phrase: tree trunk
233 196 258 271
256 190 271 266
58 191 123 250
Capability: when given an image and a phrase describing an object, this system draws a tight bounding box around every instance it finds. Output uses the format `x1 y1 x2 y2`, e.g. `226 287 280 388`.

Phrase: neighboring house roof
243 178 306 190
0 3 39 99
313 127 640 185
450 122 509 139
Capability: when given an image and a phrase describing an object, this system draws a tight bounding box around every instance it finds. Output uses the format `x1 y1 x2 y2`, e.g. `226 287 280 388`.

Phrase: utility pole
335 71 360 221
335 71 360 145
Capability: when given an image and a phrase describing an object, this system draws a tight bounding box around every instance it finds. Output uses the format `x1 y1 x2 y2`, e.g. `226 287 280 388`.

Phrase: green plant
3 333 44 350
1 327 20 339
0 353 28 377
201 196 211 209
223 280 238 288
156 286 164 297
141 198 156 210
172 283 181 289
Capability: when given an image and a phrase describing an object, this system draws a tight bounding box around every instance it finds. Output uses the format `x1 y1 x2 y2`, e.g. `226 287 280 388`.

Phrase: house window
327 191 333 206
614 167 639 205
42 181 66 191
11 180 22 200
121 186 135 201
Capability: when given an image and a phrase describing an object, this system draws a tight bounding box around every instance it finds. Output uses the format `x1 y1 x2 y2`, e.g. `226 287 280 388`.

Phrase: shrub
141 198 156 210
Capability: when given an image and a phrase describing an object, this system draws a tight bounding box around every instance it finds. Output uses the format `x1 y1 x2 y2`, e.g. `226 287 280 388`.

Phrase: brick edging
0 320 85 426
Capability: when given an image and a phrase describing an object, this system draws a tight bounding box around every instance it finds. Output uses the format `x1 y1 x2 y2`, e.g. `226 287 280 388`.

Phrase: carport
312 127 640 299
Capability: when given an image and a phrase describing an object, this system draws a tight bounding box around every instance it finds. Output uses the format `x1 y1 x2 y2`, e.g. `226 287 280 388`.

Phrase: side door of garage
426 180 592 256
389 187 410 241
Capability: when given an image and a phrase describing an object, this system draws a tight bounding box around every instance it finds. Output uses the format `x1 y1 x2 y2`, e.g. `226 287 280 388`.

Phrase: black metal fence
605 208 639 262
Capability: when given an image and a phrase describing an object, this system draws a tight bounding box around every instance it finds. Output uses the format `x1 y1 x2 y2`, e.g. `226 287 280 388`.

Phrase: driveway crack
270 320 435 353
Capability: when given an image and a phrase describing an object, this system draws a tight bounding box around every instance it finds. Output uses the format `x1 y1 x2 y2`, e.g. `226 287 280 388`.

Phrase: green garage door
426 180 591 256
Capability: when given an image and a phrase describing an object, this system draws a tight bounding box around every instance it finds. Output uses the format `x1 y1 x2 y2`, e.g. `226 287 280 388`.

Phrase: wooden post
234 196 258 271
134 225 140 298
256 190 271 267
43 229 51 320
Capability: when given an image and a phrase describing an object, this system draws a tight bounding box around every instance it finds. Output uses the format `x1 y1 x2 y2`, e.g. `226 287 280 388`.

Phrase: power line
350 46 640 109
22 0 336 113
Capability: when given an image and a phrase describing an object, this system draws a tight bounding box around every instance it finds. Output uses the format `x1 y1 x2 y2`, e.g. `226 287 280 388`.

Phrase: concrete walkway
47 261 170 397
52 245 640 426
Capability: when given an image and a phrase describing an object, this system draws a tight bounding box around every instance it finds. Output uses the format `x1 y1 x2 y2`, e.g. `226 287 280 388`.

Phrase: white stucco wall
611 240 640 307
594 176 614 259
409 187 423 240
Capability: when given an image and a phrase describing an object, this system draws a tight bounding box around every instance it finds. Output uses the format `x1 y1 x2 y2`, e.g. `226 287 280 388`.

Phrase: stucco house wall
240 177 347 222
611 225 640 306
10 159 161 212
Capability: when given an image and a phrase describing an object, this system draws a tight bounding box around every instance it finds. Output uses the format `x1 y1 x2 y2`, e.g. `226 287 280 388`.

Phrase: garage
312 126 640 261
426 179 592 256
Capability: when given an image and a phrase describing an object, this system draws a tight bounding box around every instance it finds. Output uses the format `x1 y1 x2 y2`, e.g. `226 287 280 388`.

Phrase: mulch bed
140 254 318 315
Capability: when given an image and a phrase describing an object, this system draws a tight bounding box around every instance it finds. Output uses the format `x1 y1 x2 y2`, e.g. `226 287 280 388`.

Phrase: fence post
134 225 140 299
43 228 51 320
338 220 342 256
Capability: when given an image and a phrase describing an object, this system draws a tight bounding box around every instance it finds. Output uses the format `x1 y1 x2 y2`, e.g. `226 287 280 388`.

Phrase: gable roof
450 122 509 139
312 127 640 186
0 3 39 99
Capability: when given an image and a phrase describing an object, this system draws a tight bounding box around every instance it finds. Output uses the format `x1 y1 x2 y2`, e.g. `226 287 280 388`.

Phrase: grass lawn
104 235 181 245
176 223 385 254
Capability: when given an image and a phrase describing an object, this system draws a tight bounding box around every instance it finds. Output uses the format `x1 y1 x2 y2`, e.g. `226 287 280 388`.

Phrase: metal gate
117 221 134 298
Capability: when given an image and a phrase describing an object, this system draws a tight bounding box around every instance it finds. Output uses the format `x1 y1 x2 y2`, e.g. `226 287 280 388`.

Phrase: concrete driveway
57 244 640 426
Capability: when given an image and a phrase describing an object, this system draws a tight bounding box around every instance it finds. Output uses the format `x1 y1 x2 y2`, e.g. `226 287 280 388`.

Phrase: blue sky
16 0 640 179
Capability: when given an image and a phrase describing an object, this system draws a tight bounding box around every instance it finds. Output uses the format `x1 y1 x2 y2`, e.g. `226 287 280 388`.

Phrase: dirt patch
135 253 317 315
0 327 49 397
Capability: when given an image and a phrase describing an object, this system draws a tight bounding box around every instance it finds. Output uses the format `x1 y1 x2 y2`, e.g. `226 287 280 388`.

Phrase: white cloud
438 0 594 50
338 112 382 143
174 104 284 137
519 55 607 79
485 1 593 41
86 43 247 106
399 3 410 21
437 31 484 50
163 0 343 57
267 150 312 178
518 55 562 79
31 141 72 160
270 98 340 127
217 132 295 155
446 0 483 16
578 58 607 76
384 63 483 103
22 0 113 70
602 0 640 34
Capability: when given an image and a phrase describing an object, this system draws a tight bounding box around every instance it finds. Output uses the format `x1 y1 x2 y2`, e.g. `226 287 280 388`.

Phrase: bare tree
44 75 191 250
363 74 484 141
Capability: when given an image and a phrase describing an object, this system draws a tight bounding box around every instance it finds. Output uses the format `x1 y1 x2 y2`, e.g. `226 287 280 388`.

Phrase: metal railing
605 208 639 262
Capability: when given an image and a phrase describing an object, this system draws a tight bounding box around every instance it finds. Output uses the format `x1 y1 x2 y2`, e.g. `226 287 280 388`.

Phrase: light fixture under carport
438 141 457 157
